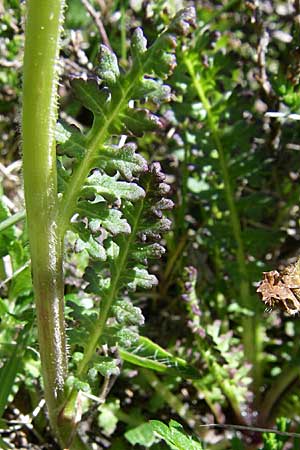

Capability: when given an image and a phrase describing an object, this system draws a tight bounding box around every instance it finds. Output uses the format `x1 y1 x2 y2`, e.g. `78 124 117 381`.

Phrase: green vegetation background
2 0 300 448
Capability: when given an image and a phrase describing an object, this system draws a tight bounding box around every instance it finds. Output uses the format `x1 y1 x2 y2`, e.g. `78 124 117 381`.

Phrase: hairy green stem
184 56 262 391
22 0 69 443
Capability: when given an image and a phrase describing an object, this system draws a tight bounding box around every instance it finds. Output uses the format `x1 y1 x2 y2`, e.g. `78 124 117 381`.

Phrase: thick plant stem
184 57 262 391
22 0 69 442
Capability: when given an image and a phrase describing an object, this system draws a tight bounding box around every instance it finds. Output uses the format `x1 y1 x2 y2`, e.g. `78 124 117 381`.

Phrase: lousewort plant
21 1 195 447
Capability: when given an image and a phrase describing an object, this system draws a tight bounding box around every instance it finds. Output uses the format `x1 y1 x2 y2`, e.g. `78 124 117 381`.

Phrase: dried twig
250 0 281 151
81 0 111 49
0 58 22 69
253 1 273 97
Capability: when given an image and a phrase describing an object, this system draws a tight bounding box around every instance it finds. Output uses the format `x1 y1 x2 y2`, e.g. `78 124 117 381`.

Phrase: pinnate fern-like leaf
83 163 173 296
58 8 195 385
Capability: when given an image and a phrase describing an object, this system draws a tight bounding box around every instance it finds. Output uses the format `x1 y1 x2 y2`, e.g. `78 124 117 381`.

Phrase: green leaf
131 243 165 262
97 45 120 85
95 142 148 181
76 201 130 235
168 7 196 36
125 267 158 291
0 436 13 449
115 328 139 348
83 263 110 296
56 121 87 160
0 200 15 258
59 10 195 390
98 400 120 437
66 375 90 393
134 78 172 103
125 423 157 447
131 27 148 60
0 324 31 418
91 356 120 377
120 336 199 378
121 108 162 136
112 300 144 326
82 172 145 202
150 420 203 450
70 78 110 119
75 234 106 261
262 417 290 450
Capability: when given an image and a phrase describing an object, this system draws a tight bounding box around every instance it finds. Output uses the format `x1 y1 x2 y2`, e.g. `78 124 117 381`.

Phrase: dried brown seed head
257 260 300 315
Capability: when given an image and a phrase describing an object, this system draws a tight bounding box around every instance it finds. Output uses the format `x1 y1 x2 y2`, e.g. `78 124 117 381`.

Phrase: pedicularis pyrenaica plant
21 0 195 447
